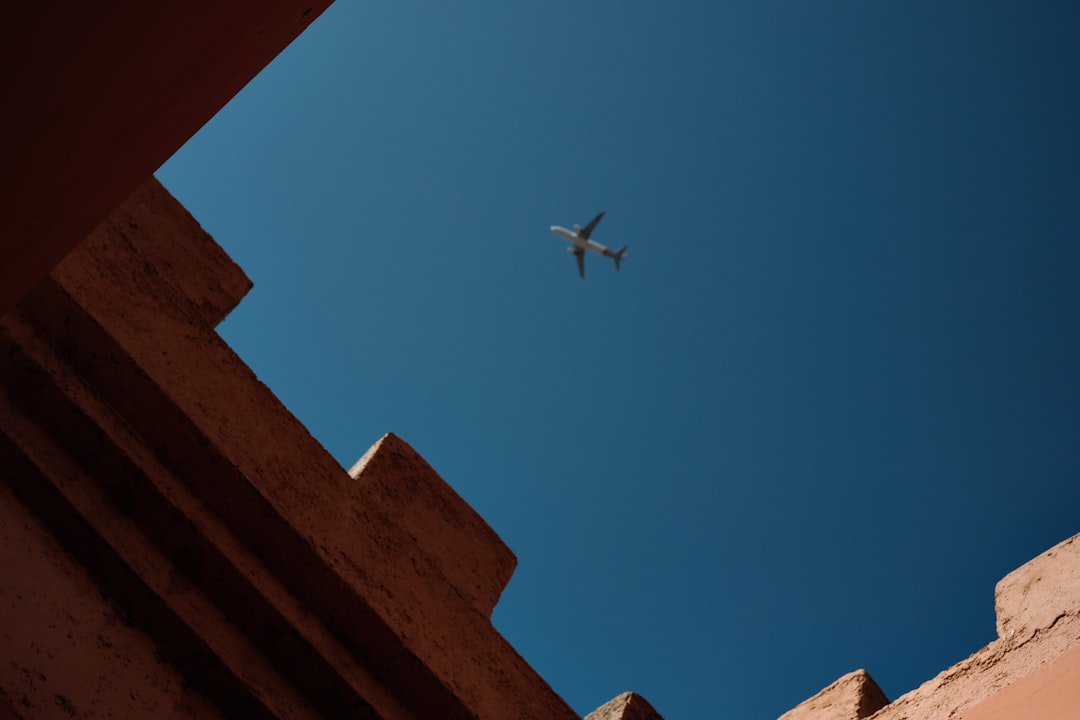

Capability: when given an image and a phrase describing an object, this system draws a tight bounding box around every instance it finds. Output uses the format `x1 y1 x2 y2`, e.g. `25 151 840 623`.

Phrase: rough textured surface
0 481 224 719
958 643 1080 720
108 178 254 327
586 692 666 720
782 532 1080 720
0 178 583 719
995 534 1080 645
778 670 889 720
348 433 517 618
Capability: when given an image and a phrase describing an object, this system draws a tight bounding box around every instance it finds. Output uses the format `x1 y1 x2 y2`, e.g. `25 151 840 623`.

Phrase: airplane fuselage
550 226 612 256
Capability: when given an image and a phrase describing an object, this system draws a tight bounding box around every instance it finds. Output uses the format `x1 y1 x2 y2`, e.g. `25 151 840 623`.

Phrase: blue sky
159 2 1080 717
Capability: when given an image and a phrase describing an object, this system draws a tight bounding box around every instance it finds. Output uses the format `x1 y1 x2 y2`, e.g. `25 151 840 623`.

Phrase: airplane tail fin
612 246 628 271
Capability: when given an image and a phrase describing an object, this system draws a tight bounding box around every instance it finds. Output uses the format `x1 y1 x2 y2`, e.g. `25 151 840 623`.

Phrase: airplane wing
574 249 586 279
578 211 606 240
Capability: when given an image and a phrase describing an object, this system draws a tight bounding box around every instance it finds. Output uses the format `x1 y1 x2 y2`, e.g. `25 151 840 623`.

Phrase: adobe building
2 3 662 718
2 4 1078 719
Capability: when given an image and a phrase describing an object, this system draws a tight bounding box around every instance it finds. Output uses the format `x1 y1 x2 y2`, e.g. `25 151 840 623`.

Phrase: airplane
550 211 627 279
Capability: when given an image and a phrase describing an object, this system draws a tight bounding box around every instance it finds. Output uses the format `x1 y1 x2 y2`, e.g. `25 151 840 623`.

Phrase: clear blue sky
159 2 1080 717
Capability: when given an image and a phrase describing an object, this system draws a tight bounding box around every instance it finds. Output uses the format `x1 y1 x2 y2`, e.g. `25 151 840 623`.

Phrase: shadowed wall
0 0 332 316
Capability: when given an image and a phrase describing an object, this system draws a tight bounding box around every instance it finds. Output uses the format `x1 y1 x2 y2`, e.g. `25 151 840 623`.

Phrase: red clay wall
586 692 667 720
0 480 225 719
0 5 667 715
780 532 1080 720
958 643 1080 720
1 178 620 719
